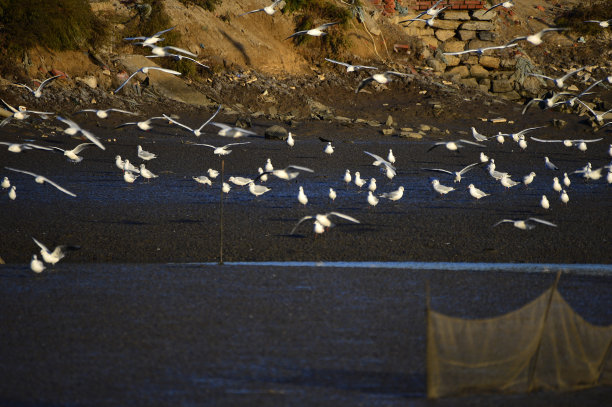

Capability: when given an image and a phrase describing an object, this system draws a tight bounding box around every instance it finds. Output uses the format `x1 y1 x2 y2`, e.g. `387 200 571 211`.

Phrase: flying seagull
56 116 105 150
162 105 221 137
290 212 360 235
356 71 411 93
324 58 377 72
506 27 567 46
192 142 250 156
527 67 585 89
5 167 76 197
114 66 181 93
12 74 61 98
443 43 517 56
422 162 482 183
124 26 175 46
483 0 515 15
75 108 136 118
286 22 339 40
239 0 284 16
493 217 557 230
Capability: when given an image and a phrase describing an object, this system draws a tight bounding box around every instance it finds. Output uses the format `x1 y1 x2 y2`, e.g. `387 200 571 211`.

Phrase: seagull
368 178 377 192
518 135 528 150
228 176 254 186
210 122 257 138
493 217 557 230
576 100 612 125
400 0 444 25
422 162 482 183
290 212 360 235
343 169 352 186
147 53 210 69
5 167 76 197
249 182 271 197
8 186 16 200
298 186 308 205
483 0 515 15
239 0 284 16
258 167 268 182
264 158 274 172
324 142 334 155
286 132 295 147
123 162 139 183
367 190 379 207
32 237 79 265
56 116 105 150
193 142 250 156
363 151 397 178
139 164 158 180
0 99 53 126
427 139 485 152
399 8 447 28
207 168 219 178
488 159 511 180
468 184 490 200
387 149 396 164
527 67 586 89
544 156 559 171
222 182 231 193
560 189 569 204
480 152 489 163
286 22 339 40
507 126 547 142
0 142 54 153
76 108 136 118
124 26 175 45
500 174 520 188
13 74 61 98
50 142 95 163
116 116 166 131
563 172 571 187
553 177 562 192
380 186 404 201
138 145 157 161
324 58 378 72
431 179 454 195
138 43 197 57
471 127 489 142
193 175 212 186
523 172 536 186
256 165 314 181
30 254 45 273
356 71 412 93
115 156 139 173
1 177 9 189
540 195 550 209
507 27 568 46
354 172 366 188
443 43 517 56
114 66 182 93
329 188 337 201
530 136 603 150
584 19 612 28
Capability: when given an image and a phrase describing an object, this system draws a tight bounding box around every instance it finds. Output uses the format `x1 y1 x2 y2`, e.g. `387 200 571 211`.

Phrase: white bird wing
316 22 339 30
290 215 315 234
114 70 141 93
148 67 182 75
458 139 486 148
328 212 360 224
210 122 231 131
196 104 222 132
285 165 314 173
163 46 197 57
80 128 106 150
152 26 176 38
163 114 195 132
1 98 18 113
458 162 482 175
530 137 562 143
492 219 513 227
76 109 98 114
528 73 554 81
12 83 35 93
32 237 50 254
38 74 61 89
71 142 96 154
578 138 603 143
239 8 265 16
124 36 146 41
422 168 454 176
516 125 547 135
528 218 557 227
355 76 375 93
559 67 585 81
108 108 137 115
363 151 395 169
5 167 38 178
24 143 54 151
192 143 216 149
325 58 350 68
224 142 251 148
41 177 76 197
443 50 472 56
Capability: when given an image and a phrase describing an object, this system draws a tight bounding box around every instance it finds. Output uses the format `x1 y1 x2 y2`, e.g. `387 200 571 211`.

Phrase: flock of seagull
1 1 612 271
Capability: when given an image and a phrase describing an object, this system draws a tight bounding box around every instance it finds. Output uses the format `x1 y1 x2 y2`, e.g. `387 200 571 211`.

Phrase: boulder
445 65 470 79
264 125 288 140
478 31 497 41
403 26 435 37
443 55 461 67
461 21 496 31
491 79 514 93
421 36 440 49
442 40 465 53
433 19 462 30
459 77 479 88
427 58 446 72
458 30 477 41
468 39 496 50
471 9 496 20
443 10 471 20
435 29 456 42
479 55 501 69
496 90 522 101
470 64 490 79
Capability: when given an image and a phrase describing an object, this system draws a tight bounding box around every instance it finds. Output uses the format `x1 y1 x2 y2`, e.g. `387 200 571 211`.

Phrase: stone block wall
369 0 485 15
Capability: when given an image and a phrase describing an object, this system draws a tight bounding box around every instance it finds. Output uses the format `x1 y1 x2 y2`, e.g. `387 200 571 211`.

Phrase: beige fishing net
427 279 612 398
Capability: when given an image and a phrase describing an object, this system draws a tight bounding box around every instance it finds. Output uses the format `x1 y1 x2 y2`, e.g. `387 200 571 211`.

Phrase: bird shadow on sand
219 29 251 66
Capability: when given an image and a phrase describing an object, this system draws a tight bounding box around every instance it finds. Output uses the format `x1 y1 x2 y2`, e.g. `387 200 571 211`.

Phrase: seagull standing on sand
480 152 489 163
367 191 379 207
248 182 271 197
387 149 396 164
286 22 339 40
139 164 158 180
343 169 351 186
222 182 231 193
380 186 404 201
545 156 559 171
329 188 337 201
431 179 455 195
13 74 61 98
1 177 9 189
560 189 569 204
354 172 366 188
114 66 181 93
553 177 562 192
356 71 411 93
193 175 212 186
5 167 76 197
563 173 571 187
30 254 45 273
8 186 16 200
286 132 295 147
468 184 489 200
493 218 557 230
138 145 157 161
207 169 219 179
500 174 520 189
298 186 308 205
541 195 550 209
523 172 536 186
368 178 377 193
324 142 334 155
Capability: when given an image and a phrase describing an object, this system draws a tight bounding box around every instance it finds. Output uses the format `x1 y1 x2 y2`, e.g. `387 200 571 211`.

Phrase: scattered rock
386 115 394 126
445 65 470 79
470 65 489 79
381 128 394 135
435 29 456 42
419 124 431 131
479 55 501 70
491 79 514 93
427 58 446 72
461 21 495 31
552 119 567 128
400 131 423 139
458 30 477 41
264 125 288 140
471 9 495 20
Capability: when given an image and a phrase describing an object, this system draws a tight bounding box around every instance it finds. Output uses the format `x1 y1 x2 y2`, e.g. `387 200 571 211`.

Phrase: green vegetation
0 0 105 54
283 0 355 53
178 0 222 11
555 0 612 35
